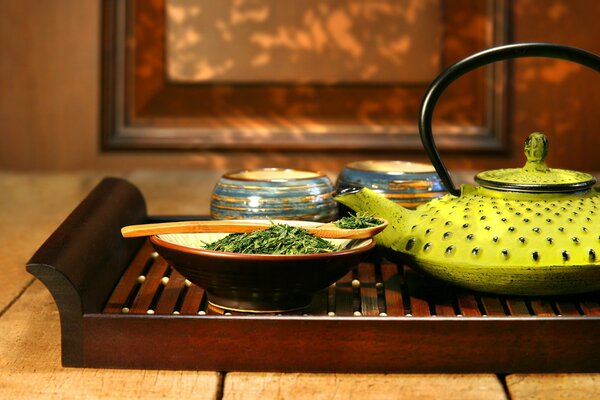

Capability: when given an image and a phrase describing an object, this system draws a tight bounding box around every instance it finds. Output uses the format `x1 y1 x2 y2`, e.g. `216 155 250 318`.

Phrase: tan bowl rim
222 168 327 182
344 160 436 174
150 235 375 260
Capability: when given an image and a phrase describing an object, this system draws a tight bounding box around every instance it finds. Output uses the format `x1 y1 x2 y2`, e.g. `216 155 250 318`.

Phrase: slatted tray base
104 241 600 319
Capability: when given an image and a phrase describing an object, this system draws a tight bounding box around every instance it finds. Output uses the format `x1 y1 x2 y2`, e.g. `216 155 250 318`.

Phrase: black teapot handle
419 42 600 196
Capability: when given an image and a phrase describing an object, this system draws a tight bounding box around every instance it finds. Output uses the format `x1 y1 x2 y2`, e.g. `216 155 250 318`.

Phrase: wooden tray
27 178 600 372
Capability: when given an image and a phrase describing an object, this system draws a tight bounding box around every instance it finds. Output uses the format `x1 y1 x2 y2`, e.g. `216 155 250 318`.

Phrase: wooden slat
129 258 170 314
579 295 600 316
409 265 458 317
529 299 556 317
403 266 431 316
180 284 205 315
103 241 154 313
374 263 386 314
155 270 186 315
554 299 582 316
358 263 380 316
432 284 457 317
327 284 336 315
480 296 506 316
351 268 361 314
334 270 354 316
381 261 404 316
434 302 456 316
505 297 531 316
456 292 482 317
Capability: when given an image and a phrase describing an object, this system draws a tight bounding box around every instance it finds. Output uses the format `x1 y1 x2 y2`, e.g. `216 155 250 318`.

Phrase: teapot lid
475 133 596 193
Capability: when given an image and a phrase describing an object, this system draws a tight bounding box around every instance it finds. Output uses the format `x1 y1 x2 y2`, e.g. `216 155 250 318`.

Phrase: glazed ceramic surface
336 161 445 209
211 168 338 221
338 185 600 295
335 44 600 296
149 221 375 312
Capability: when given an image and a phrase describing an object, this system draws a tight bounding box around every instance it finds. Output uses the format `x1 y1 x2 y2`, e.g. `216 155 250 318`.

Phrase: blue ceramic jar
211 168 338 221
336 161 446 209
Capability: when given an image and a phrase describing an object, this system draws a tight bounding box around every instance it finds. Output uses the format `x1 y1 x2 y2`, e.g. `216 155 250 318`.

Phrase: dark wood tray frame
27 178 600 372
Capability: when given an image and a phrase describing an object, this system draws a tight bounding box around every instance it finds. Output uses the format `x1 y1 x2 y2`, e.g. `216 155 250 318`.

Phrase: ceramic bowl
149 221 375 313
336 161 446 209
210 168 338 221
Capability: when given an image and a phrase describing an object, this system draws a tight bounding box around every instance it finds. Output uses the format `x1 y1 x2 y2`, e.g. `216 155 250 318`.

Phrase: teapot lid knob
475 132 596 193
524 133 549 167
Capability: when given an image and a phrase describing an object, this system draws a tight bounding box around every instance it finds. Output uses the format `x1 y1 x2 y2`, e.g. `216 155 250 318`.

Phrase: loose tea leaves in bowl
333 213 384 229
150 223 375 312
203 223 338 255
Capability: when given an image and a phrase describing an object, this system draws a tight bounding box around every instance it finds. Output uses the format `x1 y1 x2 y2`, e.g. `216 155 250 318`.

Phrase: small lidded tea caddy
211 168 338 222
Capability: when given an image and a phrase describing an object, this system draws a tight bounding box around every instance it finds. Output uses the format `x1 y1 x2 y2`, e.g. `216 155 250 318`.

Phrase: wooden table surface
1 171 599 399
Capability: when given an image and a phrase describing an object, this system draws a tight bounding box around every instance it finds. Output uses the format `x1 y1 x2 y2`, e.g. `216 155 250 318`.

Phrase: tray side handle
26 177 147 366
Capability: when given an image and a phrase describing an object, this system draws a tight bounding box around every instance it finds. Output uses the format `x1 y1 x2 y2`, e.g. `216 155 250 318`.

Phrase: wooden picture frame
101 0 509 152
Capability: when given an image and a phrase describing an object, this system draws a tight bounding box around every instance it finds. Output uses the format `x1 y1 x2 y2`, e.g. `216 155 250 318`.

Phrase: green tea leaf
203 223 338 255
333 212 383 229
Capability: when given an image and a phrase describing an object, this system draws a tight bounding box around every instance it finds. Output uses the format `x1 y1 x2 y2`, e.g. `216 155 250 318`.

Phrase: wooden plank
0 281 220 399
180 284 205 315
103 241 155 313
403 266 431 316
456 292 482 317
529 299 556 317
223 372 508 400
351 268 362 314
554 299 582 316
155 270 186 315
579 294 600 316
327 284 336 315
480 296 507 317
505 297 531 316
432 285 457 317
374 263 386 314
358 263 380 316
412 267 458 317
129 258 170 314
380 261 404 316
334 270 354 316
506 374 600 400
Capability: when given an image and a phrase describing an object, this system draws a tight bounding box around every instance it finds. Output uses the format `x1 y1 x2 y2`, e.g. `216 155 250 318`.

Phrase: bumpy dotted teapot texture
400 193 600 267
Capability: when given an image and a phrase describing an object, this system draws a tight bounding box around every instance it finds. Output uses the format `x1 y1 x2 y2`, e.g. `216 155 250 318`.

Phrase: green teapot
336 43 600 295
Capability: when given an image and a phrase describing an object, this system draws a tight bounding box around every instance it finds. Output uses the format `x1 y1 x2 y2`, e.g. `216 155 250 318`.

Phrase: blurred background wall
1 0 600 173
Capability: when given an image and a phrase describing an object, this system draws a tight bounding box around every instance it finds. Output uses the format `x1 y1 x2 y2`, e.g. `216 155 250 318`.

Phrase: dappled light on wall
166 0 441 84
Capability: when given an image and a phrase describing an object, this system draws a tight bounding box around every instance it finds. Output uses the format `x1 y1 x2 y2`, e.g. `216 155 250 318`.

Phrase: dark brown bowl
149 232 375 313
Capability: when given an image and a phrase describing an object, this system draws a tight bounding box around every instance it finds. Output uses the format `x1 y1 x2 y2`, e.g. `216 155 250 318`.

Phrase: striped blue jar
336 161 446 209
211 168 338 221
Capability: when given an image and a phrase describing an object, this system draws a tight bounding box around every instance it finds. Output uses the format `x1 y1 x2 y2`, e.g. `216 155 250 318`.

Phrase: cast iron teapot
336 43 600 295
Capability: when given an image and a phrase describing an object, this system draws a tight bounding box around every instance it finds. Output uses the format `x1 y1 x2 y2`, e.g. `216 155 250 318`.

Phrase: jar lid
475 133 596 193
